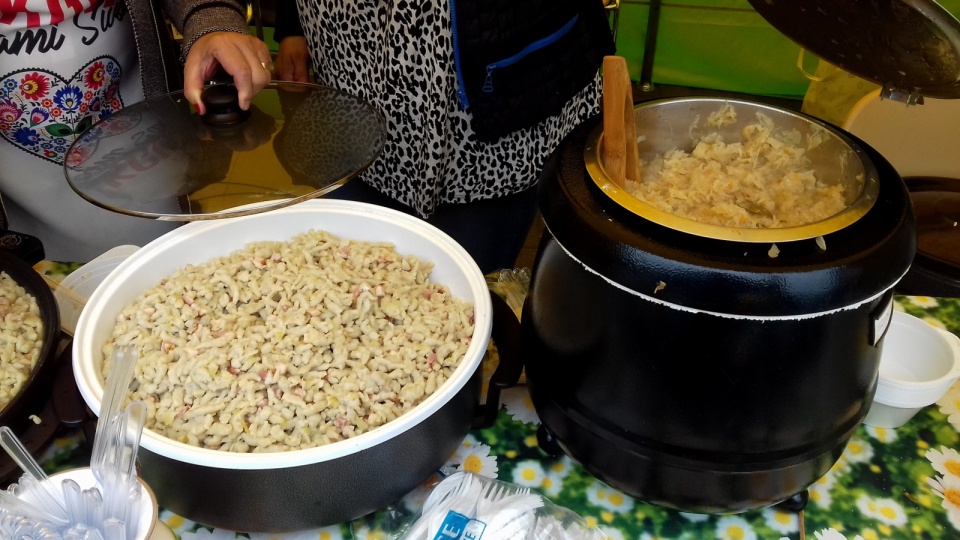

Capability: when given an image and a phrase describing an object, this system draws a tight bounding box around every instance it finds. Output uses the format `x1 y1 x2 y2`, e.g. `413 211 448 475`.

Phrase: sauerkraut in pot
625 105 848 229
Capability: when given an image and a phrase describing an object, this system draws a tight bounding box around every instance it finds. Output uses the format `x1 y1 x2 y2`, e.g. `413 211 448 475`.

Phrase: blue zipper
449 6 579 109
449 0 470 108
483 15 579 94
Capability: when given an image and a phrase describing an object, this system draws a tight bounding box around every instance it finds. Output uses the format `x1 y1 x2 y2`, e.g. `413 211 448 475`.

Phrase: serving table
27 262 960 540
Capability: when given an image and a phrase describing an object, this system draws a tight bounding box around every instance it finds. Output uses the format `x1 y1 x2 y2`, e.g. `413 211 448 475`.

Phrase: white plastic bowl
17 467 162 539
863 311 960 428
70 199 493 530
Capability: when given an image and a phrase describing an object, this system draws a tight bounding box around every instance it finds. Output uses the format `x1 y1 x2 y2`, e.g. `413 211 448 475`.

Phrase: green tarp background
615 0 960 99
257 1 960 101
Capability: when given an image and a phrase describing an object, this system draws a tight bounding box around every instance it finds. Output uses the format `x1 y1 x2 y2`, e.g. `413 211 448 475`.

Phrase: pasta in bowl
72 199 493 532
103 229 475 453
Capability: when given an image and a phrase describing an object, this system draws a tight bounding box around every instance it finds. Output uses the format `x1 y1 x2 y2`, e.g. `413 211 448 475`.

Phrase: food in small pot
0 271 44 411
625 104 848 229
103 230 474 453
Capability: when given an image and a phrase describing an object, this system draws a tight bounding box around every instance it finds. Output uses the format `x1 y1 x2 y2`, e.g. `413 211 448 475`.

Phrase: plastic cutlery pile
0 345 147 540
402 472 604 540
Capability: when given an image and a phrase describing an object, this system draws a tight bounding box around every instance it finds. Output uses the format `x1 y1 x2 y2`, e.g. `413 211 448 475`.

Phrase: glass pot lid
63 81 386 220
585 97 880 243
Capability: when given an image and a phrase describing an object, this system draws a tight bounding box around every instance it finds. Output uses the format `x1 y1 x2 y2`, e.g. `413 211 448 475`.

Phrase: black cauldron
521 98 916 513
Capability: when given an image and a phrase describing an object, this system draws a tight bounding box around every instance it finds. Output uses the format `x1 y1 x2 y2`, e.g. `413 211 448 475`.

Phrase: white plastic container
54 245 139 336
16 466 170 539
863 311 960 429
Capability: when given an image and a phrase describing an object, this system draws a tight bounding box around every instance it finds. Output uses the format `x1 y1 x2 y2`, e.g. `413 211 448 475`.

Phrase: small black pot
0 248 61 434
522 101 916 513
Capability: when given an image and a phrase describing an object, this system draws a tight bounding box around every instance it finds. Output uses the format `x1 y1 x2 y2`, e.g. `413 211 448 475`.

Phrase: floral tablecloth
35 293 960 540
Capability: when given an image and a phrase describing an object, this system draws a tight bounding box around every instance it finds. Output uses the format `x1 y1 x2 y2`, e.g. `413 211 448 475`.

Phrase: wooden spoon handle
602 56 641 187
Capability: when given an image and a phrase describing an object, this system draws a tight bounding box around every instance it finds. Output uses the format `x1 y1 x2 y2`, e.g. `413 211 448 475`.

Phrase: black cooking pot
70 200 522 532
0 248 61 434
521 98 916 513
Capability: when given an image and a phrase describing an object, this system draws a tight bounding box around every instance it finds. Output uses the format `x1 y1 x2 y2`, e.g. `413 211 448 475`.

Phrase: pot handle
0 229 45 266
51 338 91 430
472 290 526 429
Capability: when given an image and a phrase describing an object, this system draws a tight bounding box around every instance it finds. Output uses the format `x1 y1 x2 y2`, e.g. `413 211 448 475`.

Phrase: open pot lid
748 0 960 103
63 81 386 221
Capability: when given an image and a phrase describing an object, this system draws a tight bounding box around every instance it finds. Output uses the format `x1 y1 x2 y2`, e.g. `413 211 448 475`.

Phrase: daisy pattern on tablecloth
158 512 193 536
926 446 960 477
927 474 960 529
679 511 710 523
352 524 390 540
937 381 960 432
179 528 237 540
762 507 799 535
249 528 341 540
715 515 757 540
863 425 897 443
596 526 625 540
925 445 960 530
908 296 940 309
923 317 949 330
585 480 634 514
811 529 865 540
855 494 908 527
841 437 874 465
808 471 837 509
448 435 498 477
502 386 540 424
512 459 547 488
540 455 575 497
828 454 852 477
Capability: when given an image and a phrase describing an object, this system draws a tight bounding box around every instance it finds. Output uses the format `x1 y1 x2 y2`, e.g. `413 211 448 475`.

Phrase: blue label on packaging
432 510 487 540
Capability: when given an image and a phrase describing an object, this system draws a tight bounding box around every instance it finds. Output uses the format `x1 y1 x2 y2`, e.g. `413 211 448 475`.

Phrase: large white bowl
71 199 492 530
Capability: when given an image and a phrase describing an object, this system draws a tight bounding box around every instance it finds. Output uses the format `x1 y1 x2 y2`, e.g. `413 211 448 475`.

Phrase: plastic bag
392 471 606 540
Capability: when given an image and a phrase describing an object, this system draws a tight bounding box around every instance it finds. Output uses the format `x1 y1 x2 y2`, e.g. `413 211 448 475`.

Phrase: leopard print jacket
294 0 603 217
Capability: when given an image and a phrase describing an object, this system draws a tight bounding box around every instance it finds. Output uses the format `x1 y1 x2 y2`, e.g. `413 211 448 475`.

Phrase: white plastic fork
475 481 543 539
403 472 481 539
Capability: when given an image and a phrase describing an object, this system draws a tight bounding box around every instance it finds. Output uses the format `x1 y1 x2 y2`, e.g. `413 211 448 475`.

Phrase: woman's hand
276 36 311 83
184 31 274 115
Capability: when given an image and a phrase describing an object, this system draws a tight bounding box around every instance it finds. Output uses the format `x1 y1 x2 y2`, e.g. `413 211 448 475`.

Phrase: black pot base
536 425 563 458
774 490 810 513
529 386 842 514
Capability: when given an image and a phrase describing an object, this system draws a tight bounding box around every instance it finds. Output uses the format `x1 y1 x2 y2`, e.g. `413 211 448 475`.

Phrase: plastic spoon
92 345 139 486
0 426 67 518
61 478 84 526
100 401 146 527
118 401 147 482
0 489 67 526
